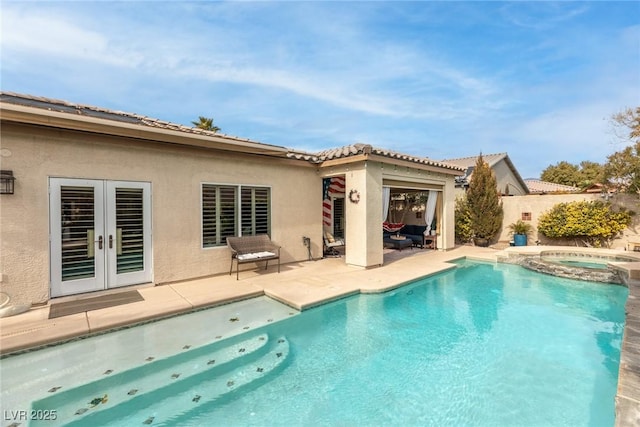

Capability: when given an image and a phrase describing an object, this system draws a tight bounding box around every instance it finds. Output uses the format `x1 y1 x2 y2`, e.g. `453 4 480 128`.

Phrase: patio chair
324 231 345 256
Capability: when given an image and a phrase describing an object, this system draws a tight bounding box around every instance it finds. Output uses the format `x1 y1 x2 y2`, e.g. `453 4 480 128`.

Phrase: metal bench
226 235 281 280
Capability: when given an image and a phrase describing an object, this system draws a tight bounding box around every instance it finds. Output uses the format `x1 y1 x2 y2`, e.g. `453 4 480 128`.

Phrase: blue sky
2 1 639 178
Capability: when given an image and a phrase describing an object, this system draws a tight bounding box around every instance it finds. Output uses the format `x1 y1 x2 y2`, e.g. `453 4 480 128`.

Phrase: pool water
1 261 628 426
556 259 610 270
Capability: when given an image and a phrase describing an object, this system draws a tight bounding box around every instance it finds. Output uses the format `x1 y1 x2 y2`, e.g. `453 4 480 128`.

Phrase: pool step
119 336 290 426
31 333 275 426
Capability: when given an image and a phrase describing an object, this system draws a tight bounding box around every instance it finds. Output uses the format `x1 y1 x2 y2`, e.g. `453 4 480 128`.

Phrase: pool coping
1 245 639 425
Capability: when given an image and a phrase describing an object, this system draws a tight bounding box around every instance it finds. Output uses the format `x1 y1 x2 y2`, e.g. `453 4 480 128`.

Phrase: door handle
109 235 113 249
98 235 103 250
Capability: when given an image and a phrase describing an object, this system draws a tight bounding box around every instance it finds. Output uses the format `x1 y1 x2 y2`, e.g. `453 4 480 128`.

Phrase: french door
49 178 152 297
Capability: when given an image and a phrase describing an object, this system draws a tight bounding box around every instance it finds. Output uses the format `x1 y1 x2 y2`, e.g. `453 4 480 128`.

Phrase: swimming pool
0 260 628 426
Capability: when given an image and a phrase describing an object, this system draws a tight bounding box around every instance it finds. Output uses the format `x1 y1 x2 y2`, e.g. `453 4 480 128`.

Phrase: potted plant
508 220 533 246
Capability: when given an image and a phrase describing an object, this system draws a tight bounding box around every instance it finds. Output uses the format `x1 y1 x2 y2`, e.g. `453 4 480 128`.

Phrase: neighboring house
581 182 621 196
442 153 530 196
0 92 463 305
524 179 579 194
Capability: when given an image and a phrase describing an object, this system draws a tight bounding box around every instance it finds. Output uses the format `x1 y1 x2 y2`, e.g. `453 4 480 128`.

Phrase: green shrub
455 195 473 243
537 200 632 247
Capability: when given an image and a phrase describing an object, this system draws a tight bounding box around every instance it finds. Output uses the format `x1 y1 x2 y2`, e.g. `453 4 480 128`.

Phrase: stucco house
0 92 463 306
442 153 529 196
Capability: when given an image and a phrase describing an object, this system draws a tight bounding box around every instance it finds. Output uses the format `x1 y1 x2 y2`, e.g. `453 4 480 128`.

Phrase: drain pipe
302 236 312 261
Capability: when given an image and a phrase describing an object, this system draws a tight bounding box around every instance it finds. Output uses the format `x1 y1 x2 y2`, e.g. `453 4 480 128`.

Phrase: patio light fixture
0 170 15 194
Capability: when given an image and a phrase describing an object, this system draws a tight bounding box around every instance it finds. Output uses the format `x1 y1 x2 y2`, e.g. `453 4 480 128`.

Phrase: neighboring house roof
581 182 620 194
442 152 510 170
1 92 464 176
441 153 530 194
288 144 465 174
524 179 579 194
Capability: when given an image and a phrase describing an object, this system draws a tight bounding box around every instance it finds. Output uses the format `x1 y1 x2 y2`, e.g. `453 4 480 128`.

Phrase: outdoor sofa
382 224 436 249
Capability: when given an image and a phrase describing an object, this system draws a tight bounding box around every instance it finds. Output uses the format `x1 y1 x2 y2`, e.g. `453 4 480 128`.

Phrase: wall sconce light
0 170 15 194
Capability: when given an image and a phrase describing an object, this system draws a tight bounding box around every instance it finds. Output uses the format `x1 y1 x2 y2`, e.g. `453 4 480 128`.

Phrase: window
202 184 271 247
521 212 532 221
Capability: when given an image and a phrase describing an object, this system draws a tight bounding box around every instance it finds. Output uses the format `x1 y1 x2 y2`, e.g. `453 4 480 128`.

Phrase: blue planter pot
513 234 528 246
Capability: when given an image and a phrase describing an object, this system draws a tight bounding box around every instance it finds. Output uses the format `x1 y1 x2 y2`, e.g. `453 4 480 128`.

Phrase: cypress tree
466 154 503 246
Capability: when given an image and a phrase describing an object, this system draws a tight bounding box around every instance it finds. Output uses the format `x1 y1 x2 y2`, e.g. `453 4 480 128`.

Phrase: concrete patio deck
0 246 485 354
1 245 639 425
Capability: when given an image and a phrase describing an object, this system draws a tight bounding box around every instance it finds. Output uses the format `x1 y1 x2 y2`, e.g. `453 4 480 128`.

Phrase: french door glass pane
116 187 144 274
61 186 95 281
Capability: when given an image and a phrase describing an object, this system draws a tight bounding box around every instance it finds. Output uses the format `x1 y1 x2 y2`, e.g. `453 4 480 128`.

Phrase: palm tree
191 116 220 133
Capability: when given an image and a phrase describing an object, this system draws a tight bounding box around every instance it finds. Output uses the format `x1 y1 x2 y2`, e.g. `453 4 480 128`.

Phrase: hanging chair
382 221 404 233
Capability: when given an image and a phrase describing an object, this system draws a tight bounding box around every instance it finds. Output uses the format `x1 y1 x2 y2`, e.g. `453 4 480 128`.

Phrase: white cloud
500 2 590 30
1 2 501 122
1 8 145 68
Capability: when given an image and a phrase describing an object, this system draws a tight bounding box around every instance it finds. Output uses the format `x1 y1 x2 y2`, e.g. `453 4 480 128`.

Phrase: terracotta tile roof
1 92 463 172
524 179 579 194
288 143 465 172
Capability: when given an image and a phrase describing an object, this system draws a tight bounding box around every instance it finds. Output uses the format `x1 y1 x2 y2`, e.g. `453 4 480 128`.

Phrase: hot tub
513 250 640 285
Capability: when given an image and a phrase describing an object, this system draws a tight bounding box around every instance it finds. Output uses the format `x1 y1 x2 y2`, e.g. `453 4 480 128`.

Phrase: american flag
322 177 345 227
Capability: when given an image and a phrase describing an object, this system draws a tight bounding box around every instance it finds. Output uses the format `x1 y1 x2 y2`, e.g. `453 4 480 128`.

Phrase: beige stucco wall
0 123 322 305
343 161 384 268
499 193 640 248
